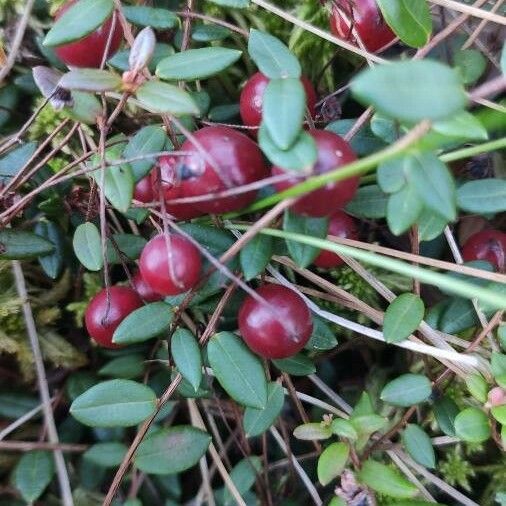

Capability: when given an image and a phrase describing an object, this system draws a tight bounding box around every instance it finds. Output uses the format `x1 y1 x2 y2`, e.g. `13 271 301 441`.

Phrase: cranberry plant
0 0 505 505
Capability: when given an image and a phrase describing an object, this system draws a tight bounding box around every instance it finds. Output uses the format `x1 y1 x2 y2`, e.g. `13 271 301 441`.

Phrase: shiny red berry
238 284 313 359
462 230 506 272
134 175 154 203
132 270 163 302
330 0 396 53
85 286 142 348
240 72 317 129
150 156 202 221
178 126 268 214
53 0 122 68
139 234 202 296
272 130 359 217
314 211 359 268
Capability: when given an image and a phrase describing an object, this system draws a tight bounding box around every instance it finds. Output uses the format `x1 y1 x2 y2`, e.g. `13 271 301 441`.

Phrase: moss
440 446 476 491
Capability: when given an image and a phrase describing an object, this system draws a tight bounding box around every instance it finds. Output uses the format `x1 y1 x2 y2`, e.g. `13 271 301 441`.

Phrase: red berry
330 0 396 53
178 126 268 214
462 230 506 272
238 284 313 359
240 72 317 129
150 156 202 220
132 270 163 302
139 234 202 296
134 175 154 203
272 130 359 217
85 286 142 348
314 211 359 268
53 0 122 68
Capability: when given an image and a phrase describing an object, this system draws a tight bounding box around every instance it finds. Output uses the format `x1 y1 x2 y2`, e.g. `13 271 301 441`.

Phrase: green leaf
73 223 103 271
263 78 305 150
259 125 317 171
122 6 178 29
293 422 332 441
34 221 65 279
136 80 199 116
171 328 202 392
406 153 456 222
465 373 488 403
491 405 506 425
83 442 127 468
317 442 349 486
106 234 147 264
383 293 425 343
248 29 301 79
240 234 273 281
380 374 432 407
109 43 175 73
454 407 491 443
224 457 262 504
433 396 459 436
327 119 386 156
283 210 328 268
387 183 423 236
99 354 145 379
440 298 479 334
157 47 242 81
358 460 417 499
306 316 338 351
417 210 447 242
64 91 102 124
491 353 506 388
207 332 268 409
13 451 55 503
113 302 172 345
59 69 122 92
192 24 231 42
0 229 53 260
345 185 388 219
377 0 432 47
377 157 407 194
135 426 210 474
70 379 157 427
457 179 506 215
272 354 316 376
454 49 487 85
91 160 134 214
124 126 167 181
207 0 249 6
350 414 387 435
351 60 467 122
0 394 38 419
43 0 113 46
402 424 435 468
432 111 488 141
0 142 37 183
243 382 284 437
330 419 358 440
352 392 374 417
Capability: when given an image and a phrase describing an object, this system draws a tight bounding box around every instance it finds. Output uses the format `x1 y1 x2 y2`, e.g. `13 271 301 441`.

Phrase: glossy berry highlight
240 72 317 130
53 0 122 68
139 234 202 296
238 284 313 359
273 130 359 217
462 229 506 272
178 126 268 214
330 0 396 53
85 286 142 348
314 211 359 268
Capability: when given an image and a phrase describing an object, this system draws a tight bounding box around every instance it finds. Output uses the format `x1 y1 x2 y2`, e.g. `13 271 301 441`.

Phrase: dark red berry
151 156 202 220
54 0 122 68
238 284 313 359
139 234 202 296
85 286 142 348
314 211 359 268
330 0 396 53
272 130 359 217
462 230 506 272
134 175 154 203
178 126 268 214
132 270 163 302
240 72 317 130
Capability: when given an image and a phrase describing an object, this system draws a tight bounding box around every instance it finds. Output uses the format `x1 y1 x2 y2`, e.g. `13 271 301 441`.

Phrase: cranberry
462 230 506 272
178 126 268 214
238 284 313 359
314 211 359 268
273 130 359 217
330 0 396 53
53 0 122 68
139 234 202 296
134 175 154 203
151 156 202 221
85 286 142 348
132 270 163 302
240 72 317 130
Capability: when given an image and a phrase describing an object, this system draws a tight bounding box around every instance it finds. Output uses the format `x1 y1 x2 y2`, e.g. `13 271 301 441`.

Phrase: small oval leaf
380 374 432 407
73 223 103 271
243 382 284 437
317 442 349 486
402 424 436 469
383 293 425 343
171 328 202 392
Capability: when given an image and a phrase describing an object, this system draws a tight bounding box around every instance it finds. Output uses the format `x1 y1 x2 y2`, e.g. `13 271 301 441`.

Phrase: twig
0 398 54 441
429 0 506 24
12 261 74 506
0 441 87 452
462 0 506 48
